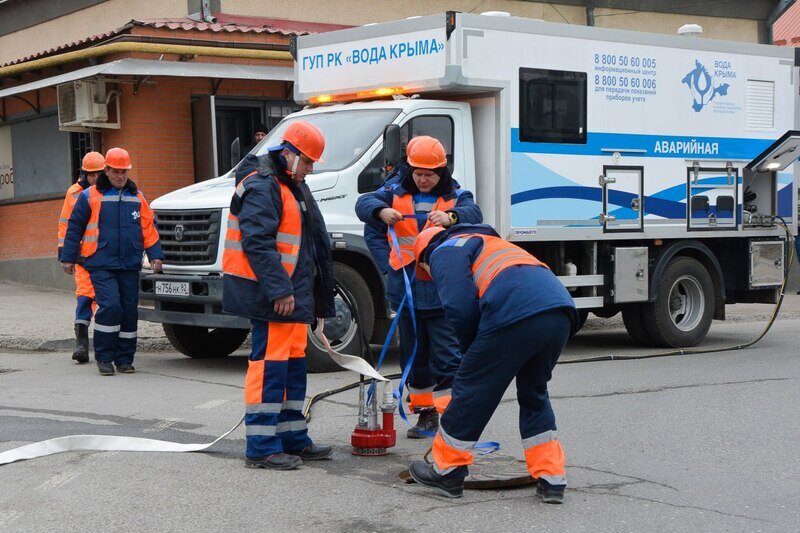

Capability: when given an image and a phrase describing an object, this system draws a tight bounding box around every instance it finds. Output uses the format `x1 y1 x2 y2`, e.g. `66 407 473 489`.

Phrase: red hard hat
81 151 106 172
413 226 446 281
407 135 447 170
105 147 132 170
282 120 325 162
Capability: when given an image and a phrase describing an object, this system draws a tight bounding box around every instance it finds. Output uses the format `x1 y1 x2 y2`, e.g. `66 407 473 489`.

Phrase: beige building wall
227 0 758 41
591 8 760 42
0 0 186 66
0 0 762 66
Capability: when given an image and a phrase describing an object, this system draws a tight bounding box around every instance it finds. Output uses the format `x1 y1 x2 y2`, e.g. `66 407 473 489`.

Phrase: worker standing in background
407 224 577 503
60 148 163 376
223 120 336 470
57 152 105 364
355 136 482 437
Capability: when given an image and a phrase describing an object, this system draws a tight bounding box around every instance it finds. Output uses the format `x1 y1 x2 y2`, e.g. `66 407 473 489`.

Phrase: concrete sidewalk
1 280 800 352
0 282 170 352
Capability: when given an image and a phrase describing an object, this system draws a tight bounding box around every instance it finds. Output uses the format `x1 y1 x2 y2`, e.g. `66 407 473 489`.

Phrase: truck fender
649 240 726 320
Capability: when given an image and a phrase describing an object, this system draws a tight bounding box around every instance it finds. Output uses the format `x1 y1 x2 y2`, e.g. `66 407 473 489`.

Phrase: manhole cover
399 452 534 489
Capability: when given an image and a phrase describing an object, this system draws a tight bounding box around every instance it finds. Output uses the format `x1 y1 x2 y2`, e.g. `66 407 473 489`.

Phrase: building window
70 132 92 183
519 68 587 144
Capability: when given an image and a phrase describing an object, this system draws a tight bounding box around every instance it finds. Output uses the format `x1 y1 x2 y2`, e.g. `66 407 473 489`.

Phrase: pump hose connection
305 222 794 421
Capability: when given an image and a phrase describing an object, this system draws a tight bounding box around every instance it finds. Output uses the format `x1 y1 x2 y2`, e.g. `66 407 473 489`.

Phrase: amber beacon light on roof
309 87 408 104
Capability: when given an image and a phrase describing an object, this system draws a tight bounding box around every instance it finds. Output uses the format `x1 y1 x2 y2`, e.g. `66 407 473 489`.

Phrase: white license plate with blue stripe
155 281 190 296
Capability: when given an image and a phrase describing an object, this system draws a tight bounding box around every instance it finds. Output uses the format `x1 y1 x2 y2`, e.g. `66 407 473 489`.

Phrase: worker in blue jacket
61 148 163 376
223 120 336 471
407 224 578 503
355 135 482 437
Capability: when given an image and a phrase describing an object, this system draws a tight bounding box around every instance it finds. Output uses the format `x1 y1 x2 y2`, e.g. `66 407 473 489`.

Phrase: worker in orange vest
355 136 482 437
407 224 578 503
61 148 163 376
57 152 105 363
223 120 335 470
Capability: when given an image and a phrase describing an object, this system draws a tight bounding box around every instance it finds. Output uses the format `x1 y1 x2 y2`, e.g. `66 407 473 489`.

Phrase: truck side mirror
383 124 401 170
230 137 241 168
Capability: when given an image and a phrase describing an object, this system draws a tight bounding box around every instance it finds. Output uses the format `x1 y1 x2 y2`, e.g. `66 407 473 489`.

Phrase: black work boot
72 324 90 363
408 460 468 498
244 453 302 470
287 443 333 460
96 361 115 376
407 408 439 439
117 365 136 374
536 478 565 504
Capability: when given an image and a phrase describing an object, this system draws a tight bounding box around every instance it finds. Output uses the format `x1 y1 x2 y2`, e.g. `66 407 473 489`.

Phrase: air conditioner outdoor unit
57 80 108 128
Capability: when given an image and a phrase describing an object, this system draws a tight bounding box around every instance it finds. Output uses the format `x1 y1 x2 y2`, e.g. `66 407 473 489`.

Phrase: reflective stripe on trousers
522 430 566 486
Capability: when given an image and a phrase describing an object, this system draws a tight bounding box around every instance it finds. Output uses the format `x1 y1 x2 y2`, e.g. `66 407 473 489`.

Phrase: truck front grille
155 209 221 265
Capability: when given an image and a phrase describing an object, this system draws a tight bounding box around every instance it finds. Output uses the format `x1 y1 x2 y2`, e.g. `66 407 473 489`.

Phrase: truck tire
642 256 714 347
306 263 375 373
622 304 655 346
163 324 248 358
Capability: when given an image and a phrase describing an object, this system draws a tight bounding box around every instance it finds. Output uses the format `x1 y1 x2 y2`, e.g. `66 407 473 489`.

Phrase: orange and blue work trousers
432 310 572 488
245 320 312 459
74 264 96 326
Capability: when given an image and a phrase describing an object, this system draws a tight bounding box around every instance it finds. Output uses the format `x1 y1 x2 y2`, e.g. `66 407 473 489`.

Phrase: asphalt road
1 317 798 532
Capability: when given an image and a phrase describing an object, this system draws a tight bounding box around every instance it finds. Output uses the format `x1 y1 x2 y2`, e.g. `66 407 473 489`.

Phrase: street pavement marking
0 510 23 528
0 408 118 426
35 471 80 491
195 399 228 410
142 418 182 433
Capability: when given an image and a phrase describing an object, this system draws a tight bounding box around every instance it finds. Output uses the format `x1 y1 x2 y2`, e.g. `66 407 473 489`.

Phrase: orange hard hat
407 135 447 170
282 120 325 162
81 151 106 172
105 147 132 170
413 226 446 281
405 135 421 154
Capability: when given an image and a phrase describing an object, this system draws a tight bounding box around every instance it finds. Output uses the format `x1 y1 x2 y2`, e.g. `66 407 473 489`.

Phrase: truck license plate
155 281 190 296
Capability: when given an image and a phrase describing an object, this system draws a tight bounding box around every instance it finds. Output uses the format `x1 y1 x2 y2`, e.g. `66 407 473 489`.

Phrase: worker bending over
408 224 577 503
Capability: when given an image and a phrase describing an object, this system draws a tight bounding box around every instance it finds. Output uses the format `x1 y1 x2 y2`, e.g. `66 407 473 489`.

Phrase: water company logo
682 60 729 112
132 210 140 220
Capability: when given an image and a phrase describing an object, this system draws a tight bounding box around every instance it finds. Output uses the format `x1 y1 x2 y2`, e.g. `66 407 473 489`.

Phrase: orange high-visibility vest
387 194 455 270
80 186 159 258
452 233 548 297
57 182 84 250
223 173 302 281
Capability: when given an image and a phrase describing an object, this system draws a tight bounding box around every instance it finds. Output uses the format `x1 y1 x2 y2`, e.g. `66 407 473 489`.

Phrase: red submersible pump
351 380 397 456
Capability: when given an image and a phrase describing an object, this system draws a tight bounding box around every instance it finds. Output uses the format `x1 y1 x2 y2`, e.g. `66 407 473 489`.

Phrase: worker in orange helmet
61 148 163 376
57 152 105 363
407 224 578 502
355 135 482 437
223 119 336 470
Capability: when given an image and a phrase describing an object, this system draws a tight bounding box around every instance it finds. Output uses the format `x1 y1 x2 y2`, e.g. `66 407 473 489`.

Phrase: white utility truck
140 12 797 371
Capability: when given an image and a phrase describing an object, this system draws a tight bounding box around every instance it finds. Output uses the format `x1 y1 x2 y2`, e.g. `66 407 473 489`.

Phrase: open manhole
399 452 534 489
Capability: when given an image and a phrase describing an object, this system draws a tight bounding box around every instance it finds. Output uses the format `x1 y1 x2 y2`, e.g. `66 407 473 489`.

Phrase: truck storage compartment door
601 165 643 232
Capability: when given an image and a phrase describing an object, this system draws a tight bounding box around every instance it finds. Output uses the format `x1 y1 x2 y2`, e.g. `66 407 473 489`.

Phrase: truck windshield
254 109 401 173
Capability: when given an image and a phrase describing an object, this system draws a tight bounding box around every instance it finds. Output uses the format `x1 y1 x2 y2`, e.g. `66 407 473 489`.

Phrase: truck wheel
642 256 714 347
306 263 375 373
622 304 655 346
163 324 248 358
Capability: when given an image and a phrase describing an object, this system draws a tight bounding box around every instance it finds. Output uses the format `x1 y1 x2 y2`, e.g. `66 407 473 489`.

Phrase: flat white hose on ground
0 329 385 466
